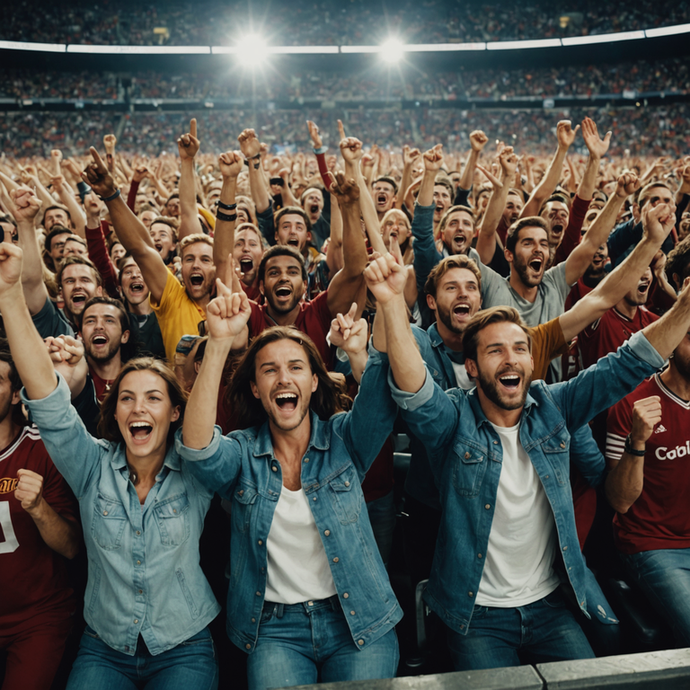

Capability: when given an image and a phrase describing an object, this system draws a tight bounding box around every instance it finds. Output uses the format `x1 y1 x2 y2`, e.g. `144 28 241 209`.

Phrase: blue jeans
247 596 399 690
446 589 594 671
623 548 690 646
66 626 218 690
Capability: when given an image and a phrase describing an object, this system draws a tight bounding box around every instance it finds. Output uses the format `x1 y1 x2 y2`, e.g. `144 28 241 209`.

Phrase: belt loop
276 603 284 619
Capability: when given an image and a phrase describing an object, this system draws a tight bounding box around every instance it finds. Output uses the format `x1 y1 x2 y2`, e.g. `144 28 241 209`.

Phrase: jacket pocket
232 482 259 534
542 433 570 486
153 493 191 548
328 466 361 525
451 442 488 497
92 493 128 550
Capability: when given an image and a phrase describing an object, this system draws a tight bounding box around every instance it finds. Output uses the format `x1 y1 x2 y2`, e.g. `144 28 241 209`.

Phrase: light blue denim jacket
21 374 221 656
390 330 664 634
175 349 402 654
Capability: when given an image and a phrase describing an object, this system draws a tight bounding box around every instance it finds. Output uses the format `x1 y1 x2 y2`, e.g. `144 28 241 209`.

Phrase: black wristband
624 434 646 457
217 200 237 211
216 210 237 222
248 153 261 160
99 189 121 202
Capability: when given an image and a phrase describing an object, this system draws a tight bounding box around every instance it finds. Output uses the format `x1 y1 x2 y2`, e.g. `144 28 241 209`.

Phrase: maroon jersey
0 425 77 632
607 374 690 555
248 289 335 368
578 306 658 370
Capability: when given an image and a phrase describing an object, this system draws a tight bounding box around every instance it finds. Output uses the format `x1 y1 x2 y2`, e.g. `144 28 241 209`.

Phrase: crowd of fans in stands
2 59 688 104
3 0 688 46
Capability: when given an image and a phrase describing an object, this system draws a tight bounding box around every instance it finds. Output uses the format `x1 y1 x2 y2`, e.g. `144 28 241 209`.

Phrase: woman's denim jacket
176 350 403 653
390 331 664 635
22 374 221 656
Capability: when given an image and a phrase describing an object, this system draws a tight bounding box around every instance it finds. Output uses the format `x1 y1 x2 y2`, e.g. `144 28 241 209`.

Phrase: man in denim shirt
364 220 690 671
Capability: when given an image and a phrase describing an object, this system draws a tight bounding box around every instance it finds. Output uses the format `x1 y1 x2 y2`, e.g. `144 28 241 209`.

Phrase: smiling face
373 181 396 215
442 210 475 256
180 241 215 302
120 258 149 307
261 255 307 316
81 303 129 364
381 210 411 248
114 370 180 462
250 339 317 433
427 267 482 337
541 200 570 249
60 264 102 316
506 226 549 288
149 222 177 261
233 227 264 286
275 213 311 253
585 243 609 279
465 321 533 413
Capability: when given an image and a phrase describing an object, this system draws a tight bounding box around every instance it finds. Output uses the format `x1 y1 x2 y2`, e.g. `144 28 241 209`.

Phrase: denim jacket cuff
367 337 390 361
389 366 434 411
20 371 66 415
628 330 665 369
175 425 223 461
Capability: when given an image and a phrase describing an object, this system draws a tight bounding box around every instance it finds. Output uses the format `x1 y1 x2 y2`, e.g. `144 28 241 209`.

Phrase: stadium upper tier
2 0 688 47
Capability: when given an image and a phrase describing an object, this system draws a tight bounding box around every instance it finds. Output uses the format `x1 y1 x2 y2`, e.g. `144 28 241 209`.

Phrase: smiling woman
0 241 221 690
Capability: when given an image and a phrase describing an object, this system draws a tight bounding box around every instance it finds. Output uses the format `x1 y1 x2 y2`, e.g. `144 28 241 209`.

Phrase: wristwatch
624 434 646 457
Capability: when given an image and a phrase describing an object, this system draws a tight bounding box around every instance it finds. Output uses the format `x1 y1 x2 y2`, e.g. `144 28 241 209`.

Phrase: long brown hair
225 326 350 430
98 357 187 444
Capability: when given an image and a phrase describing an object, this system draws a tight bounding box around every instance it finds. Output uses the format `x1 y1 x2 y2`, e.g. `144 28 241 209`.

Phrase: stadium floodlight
645 23 690 38
380 38 405 63
235 34 268 67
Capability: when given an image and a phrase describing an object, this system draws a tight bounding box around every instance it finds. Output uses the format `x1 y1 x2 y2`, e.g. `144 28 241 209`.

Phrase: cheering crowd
1 112 690 690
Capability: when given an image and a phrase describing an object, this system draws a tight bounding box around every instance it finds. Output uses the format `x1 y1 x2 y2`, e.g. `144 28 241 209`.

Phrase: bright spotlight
236 34 268 67
380 38 405 63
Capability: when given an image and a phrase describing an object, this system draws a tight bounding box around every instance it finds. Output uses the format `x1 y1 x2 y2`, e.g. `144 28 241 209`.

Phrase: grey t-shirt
477 259 571 381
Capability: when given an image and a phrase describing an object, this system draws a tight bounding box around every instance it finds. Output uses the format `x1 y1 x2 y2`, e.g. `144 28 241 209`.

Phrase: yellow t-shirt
150 270 206 364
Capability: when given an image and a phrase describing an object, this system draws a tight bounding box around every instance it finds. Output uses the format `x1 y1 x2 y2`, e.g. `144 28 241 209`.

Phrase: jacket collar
467 384 539 429
252 410 331 458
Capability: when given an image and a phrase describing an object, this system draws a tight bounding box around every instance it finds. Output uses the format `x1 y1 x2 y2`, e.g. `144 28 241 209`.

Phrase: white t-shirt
264 486 337 604
475 421 560 607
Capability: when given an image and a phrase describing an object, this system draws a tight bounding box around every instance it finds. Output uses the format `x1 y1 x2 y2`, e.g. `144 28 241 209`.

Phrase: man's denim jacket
176 350 403 653
21 374 221 656
389 330 664 635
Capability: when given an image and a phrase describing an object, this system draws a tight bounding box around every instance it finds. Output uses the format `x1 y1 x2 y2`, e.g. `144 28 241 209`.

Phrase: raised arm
397 145 421 211
476 147 518 264
560 199 675 341
605 396 662 513
177 118 202 241
15 468 80 559
458 130 488 194
50 150 86 238
327 302 368 382
521 120 579 218
82 148 168 303
0 244 58 400
238 129 270 214
183 275 251 450
417 144 443 208
10 186 50 316
641 276 690 360
577 117 611 202
212 150 243 285
326 173 368 317
564 172 640 285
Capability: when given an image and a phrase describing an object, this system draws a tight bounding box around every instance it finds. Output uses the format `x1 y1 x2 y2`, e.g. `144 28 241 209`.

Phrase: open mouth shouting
239 258 253 275
551 223 564 239
310 204 320 215
154 243 163 253
71 292 87 307
189 273 204 287
274 391 298 413
287 236 300 248
377 194 388 207
274 284 293 300
129 282 145 295
637 279 651 296
129 420 153 444
91 334 108 347
498 372 521 390
453 303 471 318
528 257 544 273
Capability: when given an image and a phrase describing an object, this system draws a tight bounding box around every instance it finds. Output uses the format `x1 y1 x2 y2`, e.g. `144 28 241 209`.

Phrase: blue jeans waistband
263 595 340 618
